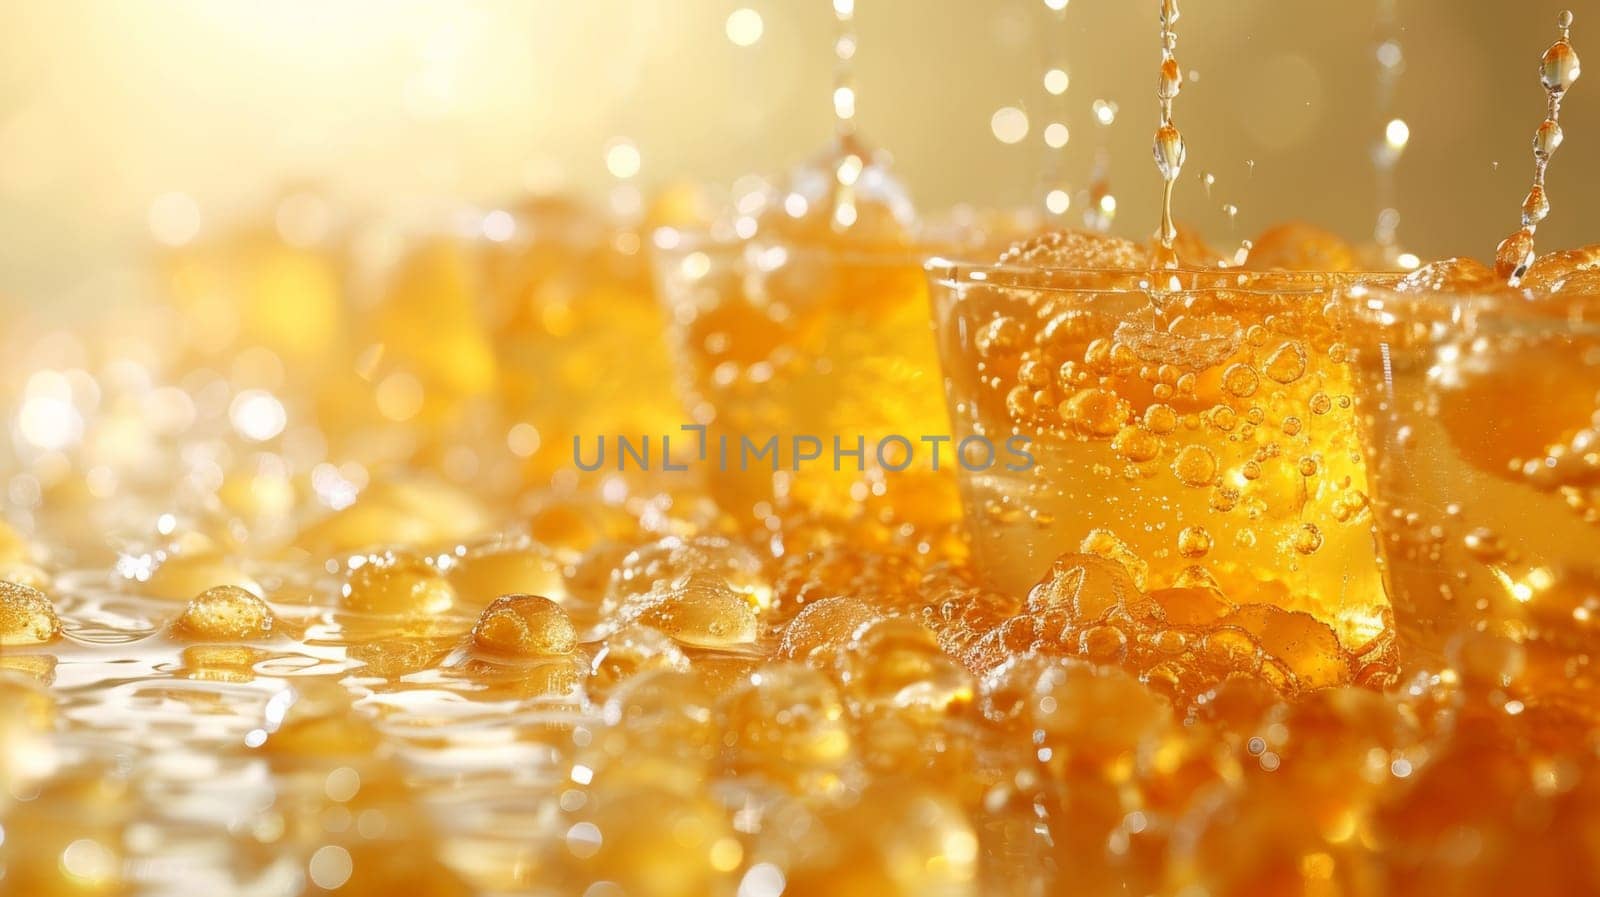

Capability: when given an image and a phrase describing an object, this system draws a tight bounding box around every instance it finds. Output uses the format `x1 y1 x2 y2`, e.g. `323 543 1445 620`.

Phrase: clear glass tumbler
651 230 956 524
926 262 1391 656
1344 280 1600 679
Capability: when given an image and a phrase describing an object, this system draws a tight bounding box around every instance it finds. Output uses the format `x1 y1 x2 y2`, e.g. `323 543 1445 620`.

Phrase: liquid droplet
1541 38 1581 94
471 594 577 658
174 585 274 641
1153 124 1187 181
0 581 61 646
1522 184 1551 226
1495 227 1537 283
1534 119 1564 157
1157 57 1183 100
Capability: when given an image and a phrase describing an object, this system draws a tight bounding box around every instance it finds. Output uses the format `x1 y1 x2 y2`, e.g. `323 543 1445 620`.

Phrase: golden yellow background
0 0 1592 306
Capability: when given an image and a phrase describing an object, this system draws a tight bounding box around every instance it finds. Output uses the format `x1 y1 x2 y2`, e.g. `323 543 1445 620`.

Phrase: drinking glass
651 229 960 523
926 262 1391 654
1344 280 1599 677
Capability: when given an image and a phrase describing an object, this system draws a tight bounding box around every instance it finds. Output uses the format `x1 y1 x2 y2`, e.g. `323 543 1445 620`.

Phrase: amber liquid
6 193 1600 897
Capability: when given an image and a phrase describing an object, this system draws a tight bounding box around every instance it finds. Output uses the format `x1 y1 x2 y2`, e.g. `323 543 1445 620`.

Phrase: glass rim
922 257 1381 297
1343 281 1600 336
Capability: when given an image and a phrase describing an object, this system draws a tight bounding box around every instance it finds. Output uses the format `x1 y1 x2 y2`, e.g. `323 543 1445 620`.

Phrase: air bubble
1223 364 1259 397
1176 526 1212 558
1263 342 1308 384
1172 445 1219 487
1292 523 1325 555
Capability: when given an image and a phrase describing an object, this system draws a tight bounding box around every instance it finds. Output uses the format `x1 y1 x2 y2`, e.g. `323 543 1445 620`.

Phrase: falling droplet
1522 184 1550 226
1152 124 1187 182
1533 119 1564 157
1038 1 1074 218
1152 0 1186 260
1495 228 1538 283
1157 57 1183 100
1541 38 1581 95
1496 11 1580 284
829 0 860 230
1373 0 1408 259
832 0 857 141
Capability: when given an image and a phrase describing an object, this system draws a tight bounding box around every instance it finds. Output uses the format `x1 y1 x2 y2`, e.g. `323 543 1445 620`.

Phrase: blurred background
0 0 1593 311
